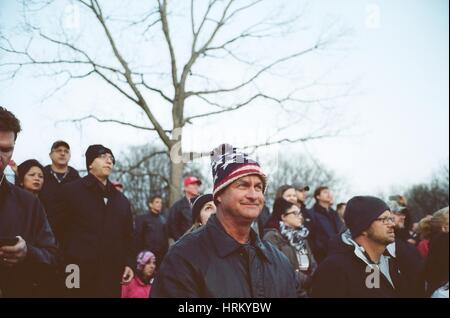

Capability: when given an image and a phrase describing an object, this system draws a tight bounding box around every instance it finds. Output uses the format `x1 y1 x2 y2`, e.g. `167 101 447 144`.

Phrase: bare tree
0 0 352 204
111 143 210 216
265 153 347 208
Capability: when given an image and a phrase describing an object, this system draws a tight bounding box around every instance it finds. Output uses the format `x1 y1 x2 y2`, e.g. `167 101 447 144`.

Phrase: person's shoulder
43 165 52 174
261 239 291 264
166 227 209 259
67 166 81 178
62 175 84 189
395 239 422 262
8 182 37 202
262 228 282 242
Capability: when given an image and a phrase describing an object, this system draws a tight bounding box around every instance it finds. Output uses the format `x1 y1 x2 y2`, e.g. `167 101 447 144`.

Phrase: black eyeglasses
284 211 301 217
375 216 395 225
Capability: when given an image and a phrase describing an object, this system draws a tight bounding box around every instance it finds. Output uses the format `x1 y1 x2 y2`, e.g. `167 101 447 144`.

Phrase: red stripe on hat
214 164 264 190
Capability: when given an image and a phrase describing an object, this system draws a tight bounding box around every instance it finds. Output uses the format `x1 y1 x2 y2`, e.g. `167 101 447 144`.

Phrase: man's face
0 131 15 174
316 188 333 205
217 175 265 222
393 212 406 229
149 198 163 214
296 189 307 203
89 153 114 179
50 146 71 167
366 210 396 245
185 183 200 197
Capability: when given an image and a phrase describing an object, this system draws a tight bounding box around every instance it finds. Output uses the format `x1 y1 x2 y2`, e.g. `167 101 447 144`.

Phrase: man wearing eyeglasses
40 141 80 236
311 196 424 298
54 144 135 297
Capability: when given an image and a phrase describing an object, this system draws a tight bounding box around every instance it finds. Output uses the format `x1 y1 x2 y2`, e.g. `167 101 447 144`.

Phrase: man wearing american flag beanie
152 144 298 298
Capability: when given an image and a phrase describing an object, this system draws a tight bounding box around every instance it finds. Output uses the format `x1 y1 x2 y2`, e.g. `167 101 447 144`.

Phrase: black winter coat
135 212 168 267
54 173 134 297
0 179 58 297
166 196 192 241
151 214 298 298
263 228 317 297
310 232 425 298
307 204 345 263
39 165 80 235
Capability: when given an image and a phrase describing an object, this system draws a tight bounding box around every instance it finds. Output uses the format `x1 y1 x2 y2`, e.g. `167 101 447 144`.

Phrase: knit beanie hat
344 196 391 238
210 143 267 198
85 144 115 171
136 250 156 271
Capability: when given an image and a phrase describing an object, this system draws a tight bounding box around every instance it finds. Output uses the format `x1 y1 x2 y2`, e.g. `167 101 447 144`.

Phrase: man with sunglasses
54 144 134 297
311 196 424 298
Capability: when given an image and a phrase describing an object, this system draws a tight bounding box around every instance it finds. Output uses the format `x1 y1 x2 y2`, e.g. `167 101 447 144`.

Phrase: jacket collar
206 214 272 263
314 202 332 214
0 174 12 195
341 229 396 266
82 173 115 197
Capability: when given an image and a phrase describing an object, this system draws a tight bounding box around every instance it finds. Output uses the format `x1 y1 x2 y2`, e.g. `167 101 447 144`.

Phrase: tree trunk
169 159 184 206
168 123 184 206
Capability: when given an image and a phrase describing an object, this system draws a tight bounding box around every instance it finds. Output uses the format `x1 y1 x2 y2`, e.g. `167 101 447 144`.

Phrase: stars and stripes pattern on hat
210 144 267 198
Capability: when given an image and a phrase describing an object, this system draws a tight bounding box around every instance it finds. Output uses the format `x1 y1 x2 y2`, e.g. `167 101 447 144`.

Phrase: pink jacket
121 277 152 298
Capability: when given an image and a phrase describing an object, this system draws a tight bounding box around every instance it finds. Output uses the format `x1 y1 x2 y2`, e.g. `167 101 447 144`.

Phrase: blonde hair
417 215 433 240
431 206 449 235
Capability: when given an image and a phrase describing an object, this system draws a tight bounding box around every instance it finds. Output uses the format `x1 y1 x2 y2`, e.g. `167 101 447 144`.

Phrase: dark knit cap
191 194 213 224
15 159 44 187
85 144 115 171
344 196 391 238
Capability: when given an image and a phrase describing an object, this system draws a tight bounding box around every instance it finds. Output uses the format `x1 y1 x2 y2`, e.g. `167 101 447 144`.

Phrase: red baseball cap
183 176 202 187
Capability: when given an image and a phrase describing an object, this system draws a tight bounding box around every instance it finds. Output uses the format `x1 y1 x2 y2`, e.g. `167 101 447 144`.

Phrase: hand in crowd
121 266 134 284
0 236 28 267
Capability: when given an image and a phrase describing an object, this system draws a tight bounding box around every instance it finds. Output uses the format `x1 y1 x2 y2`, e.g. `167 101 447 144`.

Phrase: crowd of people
0 106 448 298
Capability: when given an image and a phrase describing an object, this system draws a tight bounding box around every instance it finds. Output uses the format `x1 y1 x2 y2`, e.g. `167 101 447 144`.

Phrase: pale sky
0 0 448 203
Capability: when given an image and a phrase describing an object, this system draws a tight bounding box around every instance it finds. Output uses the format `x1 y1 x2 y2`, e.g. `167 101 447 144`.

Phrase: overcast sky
0 0 448 203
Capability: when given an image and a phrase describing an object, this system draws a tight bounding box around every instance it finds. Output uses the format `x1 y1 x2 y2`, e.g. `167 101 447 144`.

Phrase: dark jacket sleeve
50 183 72 244
134 215 145 254
167 202 181 241
25 197 58 267
124 201 136 268
310 258 348 298
151 248 201 298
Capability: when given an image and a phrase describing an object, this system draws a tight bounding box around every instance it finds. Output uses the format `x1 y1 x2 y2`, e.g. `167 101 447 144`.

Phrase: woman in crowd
14 159 45 196
416 215 432 258
184 193 216 236
263 197 317 297
275 185 298 205
121 251 156 298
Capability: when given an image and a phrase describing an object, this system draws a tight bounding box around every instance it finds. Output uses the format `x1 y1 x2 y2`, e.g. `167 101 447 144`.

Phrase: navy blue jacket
152 214 298 298
0 178 58 297
307 203 345 263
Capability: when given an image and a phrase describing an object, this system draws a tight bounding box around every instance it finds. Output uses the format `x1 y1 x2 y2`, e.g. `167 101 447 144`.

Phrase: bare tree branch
57 115 171 133
186 43 326 97
158 0 178 87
